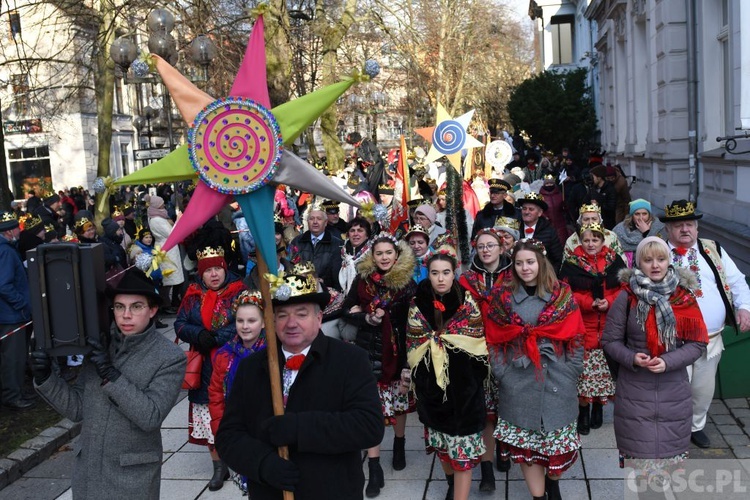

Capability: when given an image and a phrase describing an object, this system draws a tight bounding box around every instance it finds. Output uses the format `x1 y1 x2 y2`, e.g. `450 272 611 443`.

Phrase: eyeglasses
113 303 149 315
476 243 499 251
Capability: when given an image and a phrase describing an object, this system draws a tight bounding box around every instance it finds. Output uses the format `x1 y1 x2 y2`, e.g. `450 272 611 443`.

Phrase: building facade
584 0 750 271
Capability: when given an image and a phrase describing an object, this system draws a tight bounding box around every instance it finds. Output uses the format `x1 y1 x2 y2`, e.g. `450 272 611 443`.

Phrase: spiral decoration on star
415 103 484 171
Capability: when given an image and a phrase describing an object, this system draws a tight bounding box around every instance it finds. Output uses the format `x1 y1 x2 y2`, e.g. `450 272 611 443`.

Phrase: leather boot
479 461 496 492
392 436 406 471
445 474 454 500
365 457 384 498
578 404 591 436
546 475 562 500
591 402 604 429
208 460 229 491
495 439 511 472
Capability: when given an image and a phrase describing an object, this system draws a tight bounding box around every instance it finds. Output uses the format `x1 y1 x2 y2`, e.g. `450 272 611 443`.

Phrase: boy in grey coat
30 269 186 499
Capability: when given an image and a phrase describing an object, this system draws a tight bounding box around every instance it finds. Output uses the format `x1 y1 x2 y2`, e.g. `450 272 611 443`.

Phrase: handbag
182 347 203 390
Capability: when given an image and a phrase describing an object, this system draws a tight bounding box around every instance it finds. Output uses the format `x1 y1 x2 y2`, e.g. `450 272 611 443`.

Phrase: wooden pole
255 251 294 500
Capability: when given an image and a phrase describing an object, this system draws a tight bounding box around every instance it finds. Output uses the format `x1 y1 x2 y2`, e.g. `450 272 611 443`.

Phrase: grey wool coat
490 286 585 433
36 322 186 500
601 269 706 459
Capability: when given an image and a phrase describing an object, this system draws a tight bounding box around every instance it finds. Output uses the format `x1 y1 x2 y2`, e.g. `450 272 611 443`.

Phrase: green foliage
507 68 598 155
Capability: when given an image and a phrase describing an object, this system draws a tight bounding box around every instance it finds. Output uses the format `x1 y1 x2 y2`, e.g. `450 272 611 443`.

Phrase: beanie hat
414 204 437 225
629 198 652 216
635 236 670 267
197 247 227 276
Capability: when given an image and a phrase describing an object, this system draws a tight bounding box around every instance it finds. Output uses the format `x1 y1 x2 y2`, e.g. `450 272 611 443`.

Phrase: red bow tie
672 247 688 256
285 354 306 370
525 227 534 234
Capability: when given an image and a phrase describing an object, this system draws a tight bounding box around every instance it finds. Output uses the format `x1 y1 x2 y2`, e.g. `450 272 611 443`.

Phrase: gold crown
543 174 555 181
196 246 225 260
1 212 18 223
524 191 544 201
665 201 696 218
24 215 43 229
579 204 601 214
580 222 604 235
321 200 339 210
265 270 319 299
233 290 264 312
378 183 394 192
406 224 429 235
273 213 282 224
44 223 56 233
74 217 93 229
292 261 317 275
495 216 520 230
112 208 124 217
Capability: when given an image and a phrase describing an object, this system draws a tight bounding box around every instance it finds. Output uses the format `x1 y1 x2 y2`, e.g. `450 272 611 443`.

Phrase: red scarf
486 282 585 370
183 280 246 330
625 286 708 357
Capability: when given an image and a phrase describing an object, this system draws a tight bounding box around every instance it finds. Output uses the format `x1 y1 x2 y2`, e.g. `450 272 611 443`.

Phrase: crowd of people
1 145 750 500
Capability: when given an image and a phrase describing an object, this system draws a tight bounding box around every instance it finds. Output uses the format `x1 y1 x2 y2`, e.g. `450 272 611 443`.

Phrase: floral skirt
619 452 689 474
188 402 214 446
577 348 616 403
494 418 580 474
424 426 485 472
379 380 414 426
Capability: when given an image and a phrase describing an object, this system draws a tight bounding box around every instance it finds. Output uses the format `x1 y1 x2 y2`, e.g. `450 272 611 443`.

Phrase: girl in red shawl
458 228 514 491
486 239 586 500
559 223 626 435
175 246 246 491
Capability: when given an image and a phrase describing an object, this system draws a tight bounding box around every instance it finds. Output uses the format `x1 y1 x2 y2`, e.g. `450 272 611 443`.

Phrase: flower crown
435 245 457 259
197 246 225 260
514 238 547 256
233 290 264 312
579 203 601 214
371 231 399 247
579 222 605 236
472 227 503 247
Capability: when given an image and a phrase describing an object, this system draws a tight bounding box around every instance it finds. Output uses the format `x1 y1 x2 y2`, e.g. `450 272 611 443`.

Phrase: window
719 0 731 134
10 74 30 117
9 11 21 39
8 146 52 199
550 15 574 65
120 142 131 176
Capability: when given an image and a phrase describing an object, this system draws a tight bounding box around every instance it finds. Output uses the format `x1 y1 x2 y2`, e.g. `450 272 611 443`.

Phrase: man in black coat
216 270 383 500
288 208 344 291
321 200 347 240
516 192 563 272
586 165 617 229
472 178 516 240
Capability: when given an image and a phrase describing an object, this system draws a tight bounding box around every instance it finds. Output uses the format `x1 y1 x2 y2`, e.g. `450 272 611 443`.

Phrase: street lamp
110 8 216 162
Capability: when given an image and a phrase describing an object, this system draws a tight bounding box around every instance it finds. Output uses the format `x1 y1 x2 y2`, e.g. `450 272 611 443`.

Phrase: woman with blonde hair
602 237 707 484
486 239 586 500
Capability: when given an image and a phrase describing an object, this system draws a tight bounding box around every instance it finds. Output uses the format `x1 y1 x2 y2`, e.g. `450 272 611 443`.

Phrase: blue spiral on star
432 120 465 155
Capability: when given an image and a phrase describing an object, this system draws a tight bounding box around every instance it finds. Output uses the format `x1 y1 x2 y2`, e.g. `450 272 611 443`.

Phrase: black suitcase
27 243 109 356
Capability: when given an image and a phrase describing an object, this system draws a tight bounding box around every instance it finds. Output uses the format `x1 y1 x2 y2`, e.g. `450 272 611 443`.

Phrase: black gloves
87 340 121 383
196 330 218 354
261 414 299 447
29 350 52 385
259 453 300 492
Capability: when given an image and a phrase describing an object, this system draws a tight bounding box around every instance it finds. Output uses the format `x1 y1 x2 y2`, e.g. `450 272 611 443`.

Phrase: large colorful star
415 103 484 171
114 13 363 272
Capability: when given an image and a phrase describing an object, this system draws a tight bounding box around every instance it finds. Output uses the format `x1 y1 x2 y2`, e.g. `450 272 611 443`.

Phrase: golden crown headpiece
664 200 697 218
74 217 93 230
524 191 544 202
1 212 18 223
543 174 555 181
196 246 225 260
233 290 264 312
264 270 319 301
378 183 394 194
292 261 317 276
44 223 56 233
405 224 429 239
579 203 601 215
495 216 520 231
23 215 43 229
579 222 605 236
112 208 124 218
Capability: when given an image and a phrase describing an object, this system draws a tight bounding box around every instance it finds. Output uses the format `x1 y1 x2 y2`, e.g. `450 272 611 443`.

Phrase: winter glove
29 350 52 385
261 413 299 447
87 339 121 383
259 453 300 492
196 330 218 355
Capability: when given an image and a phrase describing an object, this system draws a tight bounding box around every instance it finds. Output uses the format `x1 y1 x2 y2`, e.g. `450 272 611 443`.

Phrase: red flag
389 135 410 233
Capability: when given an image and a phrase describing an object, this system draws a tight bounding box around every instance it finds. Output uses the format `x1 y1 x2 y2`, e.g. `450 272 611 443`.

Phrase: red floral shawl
486 282 585 370
183 280 246 330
